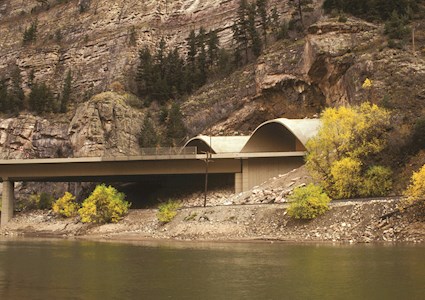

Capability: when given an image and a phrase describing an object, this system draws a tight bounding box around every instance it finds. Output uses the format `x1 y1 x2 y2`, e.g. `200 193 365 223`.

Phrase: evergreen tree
60 70 72 113
217 48 234 76
270 6 280 36
232 0 250 64
247 2 262 57
385 10 410 40
152 73 169 104
139 112 159 148
290 0 313 30
197 27 207 86
256 0 268 45
323 0 418 21
136 46 154 98
28 69 35 88
165 48 185 97
0 78 9 113
23 20 38 45
156 37 167 78
166 103 187 147
9 66 25 113
186 29 198 93
29 81 54 114
207 29 220 68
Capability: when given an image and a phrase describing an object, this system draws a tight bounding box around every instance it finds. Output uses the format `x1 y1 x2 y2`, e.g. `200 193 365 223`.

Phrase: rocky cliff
0 0 292 98
0 91 142 159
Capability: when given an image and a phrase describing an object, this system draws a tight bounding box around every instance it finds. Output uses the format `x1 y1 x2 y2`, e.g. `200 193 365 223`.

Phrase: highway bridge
0 118 320 225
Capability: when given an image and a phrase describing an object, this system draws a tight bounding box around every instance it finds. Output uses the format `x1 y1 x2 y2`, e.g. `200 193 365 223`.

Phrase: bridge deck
0 151 305 182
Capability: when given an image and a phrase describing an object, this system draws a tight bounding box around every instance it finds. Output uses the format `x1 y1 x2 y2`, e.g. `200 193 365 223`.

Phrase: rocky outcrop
0 91 143 159
303 18 425 116
69 92 143 157
0 114 71 159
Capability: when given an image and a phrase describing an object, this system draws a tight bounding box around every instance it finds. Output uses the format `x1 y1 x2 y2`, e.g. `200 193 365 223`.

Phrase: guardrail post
1 180 14 226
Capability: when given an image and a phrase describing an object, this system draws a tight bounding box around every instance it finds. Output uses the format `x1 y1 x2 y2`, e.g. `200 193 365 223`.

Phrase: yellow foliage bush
52 192 79 217
403 165 425 206
330 157 362 199
78 184 131 224
306 103 393 199
287 184 331 219
157 200 180 223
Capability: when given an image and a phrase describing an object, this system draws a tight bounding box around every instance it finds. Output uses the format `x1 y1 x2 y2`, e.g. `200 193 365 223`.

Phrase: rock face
0 114 71 159
182 17 425 137
0 0 291 98
69 92 142 157
0 91 143 159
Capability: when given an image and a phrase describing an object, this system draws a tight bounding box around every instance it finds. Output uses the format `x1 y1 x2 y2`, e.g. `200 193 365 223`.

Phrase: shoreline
1 199 424 244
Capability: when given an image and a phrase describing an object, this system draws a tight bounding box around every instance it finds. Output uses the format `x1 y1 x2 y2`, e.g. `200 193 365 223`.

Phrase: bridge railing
139 146 198 156
0 147 199 161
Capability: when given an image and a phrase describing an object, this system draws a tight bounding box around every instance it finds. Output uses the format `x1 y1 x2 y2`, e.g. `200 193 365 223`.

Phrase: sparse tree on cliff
256 0 269 45
233 0 250 64
165 103 187 147
60 70 72 113
23 20 38 45
9 66 25 114
136 46 155 98
186 29 197 93
0 78 9 113
247 2 262 57
289 0 313 30
207 29 220 68
29 81 55 114
139 112 159 148
197 27 207 86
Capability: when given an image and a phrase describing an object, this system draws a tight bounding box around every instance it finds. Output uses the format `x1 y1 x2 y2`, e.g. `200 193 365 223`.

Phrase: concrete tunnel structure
0 118 321 225
184 118 321 193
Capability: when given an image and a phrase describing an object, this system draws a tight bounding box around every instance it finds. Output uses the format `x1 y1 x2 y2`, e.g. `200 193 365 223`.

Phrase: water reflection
0 238 424 299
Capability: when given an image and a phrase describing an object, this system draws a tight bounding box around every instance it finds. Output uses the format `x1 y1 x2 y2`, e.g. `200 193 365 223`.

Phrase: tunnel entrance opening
112 173 235 208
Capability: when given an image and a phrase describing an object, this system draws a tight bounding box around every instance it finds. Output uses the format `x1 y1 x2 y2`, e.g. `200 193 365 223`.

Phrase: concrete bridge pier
1 179 15 226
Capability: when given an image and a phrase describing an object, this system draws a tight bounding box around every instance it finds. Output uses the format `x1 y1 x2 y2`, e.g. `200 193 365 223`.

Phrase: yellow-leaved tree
403 165 425 206
306 103 393 199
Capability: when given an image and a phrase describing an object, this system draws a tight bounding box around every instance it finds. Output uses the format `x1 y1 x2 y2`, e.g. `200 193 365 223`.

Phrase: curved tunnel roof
184 118 321 154
184 135 250 154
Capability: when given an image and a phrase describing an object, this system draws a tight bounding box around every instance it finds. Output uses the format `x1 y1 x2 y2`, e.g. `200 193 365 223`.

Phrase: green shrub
411 117 425 152
26 192 54 210
157 200 181 223
359 165 393 197
39 192 55 209
52 192 79 217
287 184 331 219
338 15 347 23
23 20 37 45
78 184 131 224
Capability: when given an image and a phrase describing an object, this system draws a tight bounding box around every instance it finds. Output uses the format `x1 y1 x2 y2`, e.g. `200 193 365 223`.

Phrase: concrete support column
234 159 250 193
242 159 250 192
1 180 15 226
235 173 243 194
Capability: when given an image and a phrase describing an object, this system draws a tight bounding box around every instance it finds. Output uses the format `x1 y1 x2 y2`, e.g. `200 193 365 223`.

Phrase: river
0 238 424 299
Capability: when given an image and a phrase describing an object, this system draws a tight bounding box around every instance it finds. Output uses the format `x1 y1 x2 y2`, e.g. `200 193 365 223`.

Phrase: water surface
0 238 424 299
